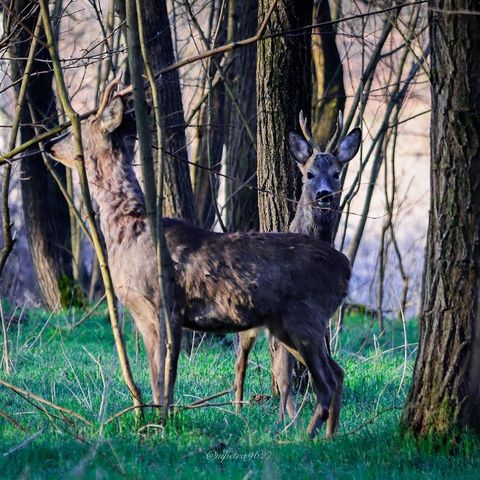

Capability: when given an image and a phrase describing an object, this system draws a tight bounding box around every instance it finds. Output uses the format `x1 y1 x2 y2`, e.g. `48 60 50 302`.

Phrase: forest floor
0 305 478 479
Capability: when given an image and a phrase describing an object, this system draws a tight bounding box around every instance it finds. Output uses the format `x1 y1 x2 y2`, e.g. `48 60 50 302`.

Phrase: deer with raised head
48 84 353 438
233 112 361 429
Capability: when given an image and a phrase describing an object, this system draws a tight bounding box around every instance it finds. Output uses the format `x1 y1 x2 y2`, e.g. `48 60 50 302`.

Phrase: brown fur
48 96 352 437
234 120 361 431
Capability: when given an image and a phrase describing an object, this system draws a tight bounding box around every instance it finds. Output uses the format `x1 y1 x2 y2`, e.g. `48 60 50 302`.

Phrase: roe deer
234 112 361 431
48 86 352 438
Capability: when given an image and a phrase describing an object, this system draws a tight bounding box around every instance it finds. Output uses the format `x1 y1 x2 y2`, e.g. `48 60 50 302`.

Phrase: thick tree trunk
141 0 195 224
224 0 259 232
257 0 312 232
402 0 480 435
9 0 72 310
256 0 312 396
311 0 345 149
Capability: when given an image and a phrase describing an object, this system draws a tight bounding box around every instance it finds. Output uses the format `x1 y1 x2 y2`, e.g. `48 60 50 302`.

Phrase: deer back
163 218 351 331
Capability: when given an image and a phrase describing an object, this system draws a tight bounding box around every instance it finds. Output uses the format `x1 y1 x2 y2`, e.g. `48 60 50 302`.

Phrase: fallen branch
104 388 234 424
0 409 29 433
104 404 162 425
2 427 45 457
0 379 93 427
341 407 402 437
183 388 233 408
180 401 237 410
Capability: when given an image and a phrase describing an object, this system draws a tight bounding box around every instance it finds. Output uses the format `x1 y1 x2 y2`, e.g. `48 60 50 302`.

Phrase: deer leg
134 317 163 405
130 308 176 407
234 328 259 412
281 325 337 439
325 355 344 437
304 346 337 439
268 336 280 397
272 343 296 422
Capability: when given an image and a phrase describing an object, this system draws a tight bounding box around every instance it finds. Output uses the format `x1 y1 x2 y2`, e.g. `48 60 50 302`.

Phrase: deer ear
337 128 361 163
99 97 124 134
289 131 313 165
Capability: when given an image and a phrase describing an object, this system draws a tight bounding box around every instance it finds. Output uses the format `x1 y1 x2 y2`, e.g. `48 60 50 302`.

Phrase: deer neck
86 148 149 252
289 195 339 245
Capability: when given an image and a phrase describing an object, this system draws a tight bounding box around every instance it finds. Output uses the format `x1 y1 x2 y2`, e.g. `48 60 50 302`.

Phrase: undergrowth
0 305 478 479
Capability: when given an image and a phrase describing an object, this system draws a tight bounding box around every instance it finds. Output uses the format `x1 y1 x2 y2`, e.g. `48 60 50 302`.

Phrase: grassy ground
0 305 479 479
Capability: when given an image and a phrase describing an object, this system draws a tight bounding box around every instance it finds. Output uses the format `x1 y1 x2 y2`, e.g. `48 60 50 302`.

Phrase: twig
2 427 45 457
65 439 102 477
0 379 93 426
180 401 236 410
346 48 430 264
396 290 409 394
25 308 55 352
0 0 426 167
104 388 233 424
0 301 12 374
131 0 173 422
340 407 402 437
0 409 29 433
104 404 162 425
279 378 311 436
0 13 44 278
65 294 106 330
117 0 279 97
38 0 143 412
182 388 233 408
137 423 164 434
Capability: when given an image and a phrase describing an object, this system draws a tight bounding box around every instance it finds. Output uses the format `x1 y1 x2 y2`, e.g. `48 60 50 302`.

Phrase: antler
325 110 344 153
299 110 315 147
93 78 121 119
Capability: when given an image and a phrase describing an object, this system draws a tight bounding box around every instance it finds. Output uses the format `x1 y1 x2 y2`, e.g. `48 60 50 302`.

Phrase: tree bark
402 0 480 436
141 0 196 224
257 0 312 233
193 1 227 230
194 83 226 229
9 0 72 310
311 0 345 149
224 0 259 232
256 0 312 396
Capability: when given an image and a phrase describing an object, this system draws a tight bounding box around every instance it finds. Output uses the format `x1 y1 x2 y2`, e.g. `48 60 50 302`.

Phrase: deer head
47 80 135 181
288 112 361 210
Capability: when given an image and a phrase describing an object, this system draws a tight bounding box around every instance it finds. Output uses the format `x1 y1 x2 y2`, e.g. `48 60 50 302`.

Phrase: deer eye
307 172 314 180
333 171 340 180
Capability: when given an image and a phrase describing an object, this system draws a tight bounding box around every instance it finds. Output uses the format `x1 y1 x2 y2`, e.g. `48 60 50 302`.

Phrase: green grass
0 306 478 479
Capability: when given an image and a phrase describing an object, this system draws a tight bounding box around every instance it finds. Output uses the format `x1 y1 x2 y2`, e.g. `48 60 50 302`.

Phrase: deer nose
315 190 332 203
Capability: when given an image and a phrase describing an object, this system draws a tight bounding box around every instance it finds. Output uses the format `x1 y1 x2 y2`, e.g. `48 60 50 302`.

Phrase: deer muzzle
315 190 333 209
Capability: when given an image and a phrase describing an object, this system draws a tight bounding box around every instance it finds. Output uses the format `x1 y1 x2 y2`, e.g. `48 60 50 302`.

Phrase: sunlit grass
0 306 478 479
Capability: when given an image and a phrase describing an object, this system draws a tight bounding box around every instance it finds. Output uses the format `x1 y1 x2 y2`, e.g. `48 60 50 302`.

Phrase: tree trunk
402 0 480 436
141 0 195 224
194 84 226 229
257 0 312 396
311 0 345 149
9 0 72 310
224 0 259 232
257 0 312 232
193 2 227 230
